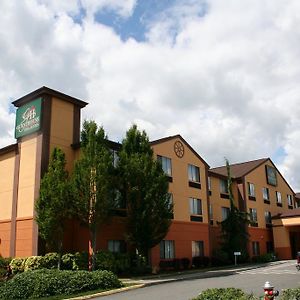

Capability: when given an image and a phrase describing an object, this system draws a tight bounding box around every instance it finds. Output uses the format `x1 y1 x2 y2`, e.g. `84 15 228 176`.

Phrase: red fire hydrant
263 281 279 299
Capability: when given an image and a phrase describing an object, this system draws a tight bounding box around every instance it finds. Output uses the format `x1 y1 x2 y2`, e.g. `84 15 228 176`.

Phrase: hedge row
193 288 259 300
0 269 122 299
9 251 132 274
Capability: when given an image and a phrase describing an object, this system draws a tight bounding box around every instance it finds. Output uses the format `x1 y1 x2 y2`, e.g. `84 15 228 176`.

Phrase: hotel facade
1 87 300 268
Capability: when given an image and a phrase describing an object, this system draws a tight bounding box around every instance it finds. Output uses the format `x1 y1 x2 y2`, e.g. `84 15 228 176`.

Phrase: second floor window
287 194 293 206
265 211 272 225
189 198 202 215
248 183 255 197
249 208 258 223
276 191 282 204
188 164 200 182
220 179 228 194
262 187 270 201
157 155 172 176
221 207 230 221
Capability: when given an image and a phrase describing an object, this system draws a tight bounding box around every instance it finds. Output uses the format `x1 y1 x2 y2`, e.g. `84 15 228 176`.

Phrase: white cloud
1 0 300 191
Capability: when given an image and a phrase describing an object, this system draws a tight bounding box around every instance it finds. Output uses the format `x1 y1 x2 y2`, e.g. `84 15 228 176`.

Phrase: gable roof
209 158 268 179
150 134 210 168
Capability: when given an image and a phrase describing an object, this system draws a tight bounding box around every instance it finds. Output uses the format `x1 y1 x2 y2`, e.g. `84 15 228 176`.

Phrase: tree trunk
57 239 63 270
89 227 97 271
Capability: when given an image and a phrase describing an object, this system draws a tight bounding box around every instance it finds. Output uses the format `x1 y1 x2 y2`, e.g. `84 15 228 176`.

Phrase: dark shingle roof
209 158 268 179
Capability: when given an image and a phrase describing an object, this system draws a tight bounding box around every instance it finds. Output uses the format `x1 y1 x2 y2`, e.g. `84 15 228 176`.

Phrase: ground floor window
160 240 175 259
108 240 126 253
252 241 260 256
192 241 204 257
266 241 274 253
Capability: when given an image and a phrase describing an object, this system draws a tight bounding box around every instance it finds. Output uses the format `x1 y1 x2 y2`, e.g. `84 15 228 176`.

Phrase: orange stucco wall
151 220 210 268
0 151 15 220
15 218 34 257
50 97 75 173
151 138 209 223
0 221 11 257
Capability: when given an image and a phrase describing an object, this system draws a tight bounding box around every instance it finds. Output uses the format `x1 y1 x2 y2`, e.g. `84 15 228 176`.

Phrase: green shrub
23 256 44 271
95 251 116 272
113 253 130 274
251 253 277 263
9 258 26 274
193 288 259 300
74 251 89 270
41 252 59 269
61 253 77 270
0 269 123 299
0 257 11 277
281 287 300 300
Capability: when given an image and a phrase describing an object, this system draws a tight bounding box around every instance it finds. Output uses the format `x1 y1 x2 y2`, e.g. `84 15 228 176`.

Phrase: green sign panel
15 98 42 139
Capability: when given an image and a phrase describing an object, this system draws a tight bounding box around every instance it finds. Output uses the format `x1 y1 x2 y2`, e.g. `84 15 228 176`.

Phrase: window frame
189 197 202 215
252 241 260 256
192 241 204 257
160 240 175 259
220 179 229 194
221 206 230 221
157 155 172 177
108 240 126 253
188 164 200 183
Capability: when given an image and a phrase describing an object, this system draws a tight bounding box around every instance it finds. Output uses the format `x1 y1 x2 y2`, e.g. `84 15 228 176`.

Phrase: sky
1 0 300 191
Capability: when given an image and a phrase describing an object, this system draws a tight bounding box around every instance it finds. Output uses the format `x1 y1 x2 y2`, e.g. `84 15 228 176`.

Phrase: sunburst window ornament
174 141 184 158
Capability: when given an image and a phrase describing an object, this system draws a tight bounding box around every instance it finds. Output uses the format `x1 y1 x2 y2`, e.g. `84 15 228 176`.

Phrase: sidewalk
68 260 289 299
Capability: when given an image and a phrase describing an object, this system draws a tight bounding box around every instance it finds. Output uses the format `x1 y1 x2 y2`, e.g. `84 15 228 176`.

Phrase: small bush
193 288 259 300
95 251 116 272
74 251 89 270
41 252 59 269
211 249 231 266
181 258 190 270
281 287 300 300
113 253 130 274
23 256 44 271
251 253 277 263
192 256 210 268
9 258 26 274
61 253 77 270
0 257 11 277
0 269 123 299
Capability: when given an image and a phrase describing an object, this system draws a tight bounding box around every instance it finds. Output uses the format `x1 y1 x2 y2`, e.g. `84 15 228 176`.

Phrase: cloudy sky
1 0 300 191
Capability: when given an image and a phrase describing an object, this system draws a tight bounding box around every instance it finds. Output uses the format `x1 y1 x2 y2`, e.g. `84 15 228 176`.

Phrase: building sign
15 98 42 139
266 165 277 186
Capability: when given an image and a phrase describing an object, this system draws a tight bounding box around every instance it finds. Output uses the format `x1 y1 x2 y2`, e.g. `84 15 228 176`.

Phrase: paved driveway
96 260 300 300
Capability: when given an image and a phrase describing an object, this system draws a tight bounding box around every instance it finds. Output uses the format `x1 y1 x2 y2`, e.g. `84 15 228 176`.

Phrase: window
221 207 230 221
220 179 228 194
248 183 255 198
262 187 270 202
192 241 204 257
249 208 258 224
188 164 200 182
111 149 119 168
276 191 282 205
266 241 274 253
108 240 126 253
113 189 126 209
160 240 175 259
287 194 293 207
265 211 272 226
209 204 213 221
157 155 172 176
252 241 260 256
190 198 202 215
208 177 211 191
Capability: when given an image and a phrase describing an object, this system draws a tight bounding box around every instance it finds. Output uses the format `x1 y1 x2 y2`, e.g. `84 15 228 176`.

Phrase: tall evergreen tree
219 158 250 262
118 125 172 263
71 120 115 270
35 147 71 269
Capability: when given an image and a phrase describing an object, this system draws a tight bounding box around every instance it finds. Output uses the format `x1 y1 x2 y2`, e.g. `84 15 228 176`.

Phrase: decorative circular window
174 141 184 158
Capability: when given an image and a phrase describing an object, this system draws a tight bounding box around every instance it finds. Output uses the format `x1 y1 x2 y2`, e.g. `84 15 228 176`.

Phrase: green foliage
35 147 73 268
118 125 172 260
95 251 115 272
71 120 116 270
193 288 259 300
41 252 59 269
23 256 44 271
281 287 300 300
9 258 26 274
219 159 250 262
0 257 11 277
251 252 277 263
61 253 78 270
0 269 122 299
